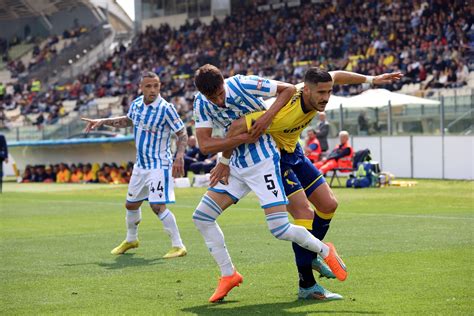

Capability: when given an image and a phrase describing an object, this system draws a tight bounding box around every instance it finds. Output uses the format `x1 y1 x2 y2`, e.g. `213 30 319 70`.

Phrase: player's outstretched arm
172 128 187 178
329 71 403 86
81 116 133 133
250 82 296 138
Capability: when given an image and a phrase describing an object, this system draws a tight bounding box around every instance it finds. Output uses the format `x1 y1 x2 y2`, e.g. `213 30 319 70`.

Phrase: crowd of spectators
5 26 89 78
69 0 469 98
1 0 471 129
21 161 134 184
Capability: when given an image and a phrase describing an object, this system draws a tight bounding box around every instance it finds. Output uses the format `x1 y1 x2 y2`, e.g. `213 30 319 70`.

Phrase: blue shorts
280 143 326 198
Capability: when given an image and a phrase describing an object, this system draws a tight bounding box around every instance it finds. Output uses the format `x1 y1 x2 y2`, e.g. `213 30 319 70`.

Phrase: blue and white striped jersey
127 95 184 170
193 75 279 168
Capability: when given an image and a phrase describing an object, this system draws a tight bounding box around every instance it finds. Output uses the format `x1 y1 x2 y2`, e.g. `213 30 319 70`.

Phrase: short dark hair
140 71 159 82
194 64 224 96
304 67 332 85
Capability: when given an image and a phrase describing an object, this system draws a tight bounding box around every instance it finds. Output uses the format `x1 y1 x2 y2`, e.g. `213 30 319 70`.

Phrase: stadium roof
0 0 92 21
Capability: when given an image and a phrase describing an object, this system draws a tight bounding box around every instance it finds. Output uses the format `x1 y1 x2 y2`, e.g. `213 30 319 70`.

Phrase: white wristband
365 76 374 84
219 157 230 166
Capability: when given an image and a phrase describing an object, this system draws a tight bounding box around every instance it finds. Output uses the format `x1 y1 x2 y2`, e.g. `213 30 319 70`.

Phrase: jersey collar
143 94 162 108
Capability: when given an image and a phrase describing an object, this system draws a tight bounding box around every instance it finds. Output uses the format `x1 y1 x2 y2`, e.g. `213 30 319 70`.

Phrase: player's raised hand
210 163 230 187
373 72 403 85
81 117 105 133
249 112 273 138
172 155 185 178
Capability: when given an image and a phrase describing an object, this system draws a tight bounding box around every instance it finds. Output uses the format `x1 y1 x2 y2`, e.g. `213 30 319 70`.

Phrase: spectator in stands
0 133 8 192
70 164 83 183
110 163 125 184
304 129 321 163
184 136 200 176
56 163 71 183
315 131 354 175
316 112 330 153
32 165 46 182
189 153 217 175
97 169 111 184
82 163 96 183
119 166 130 183
43 165 56 183
4 1 471 130
22 165 33 183
358 111 370 135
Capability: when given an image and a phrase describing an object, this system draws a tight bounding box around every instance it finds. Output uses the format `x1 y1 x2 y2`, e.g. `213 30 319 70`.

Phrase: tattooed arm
172 128 188 178
81 116 133 132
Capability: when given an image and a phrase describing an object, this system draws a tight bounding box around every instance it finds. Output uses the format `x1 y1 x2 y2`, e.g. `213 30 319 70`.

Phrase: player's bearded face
140 77 161 104
308 82 333 112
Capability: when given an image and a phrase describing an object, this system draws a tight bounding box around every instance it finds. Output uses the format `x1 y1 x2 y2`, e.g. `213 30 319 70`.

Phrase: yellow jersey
245 89 317 153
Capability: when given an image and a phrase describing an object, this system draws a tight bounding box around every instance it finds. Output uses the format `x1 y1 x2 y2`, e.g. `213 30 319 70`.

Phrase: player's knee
125 201 141 210
150 204 165 215
323 197 338 214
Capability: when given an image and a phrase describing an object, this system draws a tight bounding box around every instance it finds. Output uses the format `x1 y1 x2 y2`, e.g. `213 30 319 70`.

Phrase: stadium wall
5 136 473 180
8 137 136 172
327 135 474 180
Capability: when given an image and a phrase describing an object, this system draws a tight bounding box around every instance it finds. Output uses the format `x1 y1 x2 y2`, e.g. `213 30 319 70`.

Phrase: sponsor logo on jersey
283 119 312 133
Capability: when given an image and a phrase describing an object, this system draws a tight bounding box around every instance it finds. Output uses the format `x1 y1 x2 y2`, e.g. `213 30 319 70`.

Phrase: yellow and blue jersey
244 89 317 153
245 89 326 198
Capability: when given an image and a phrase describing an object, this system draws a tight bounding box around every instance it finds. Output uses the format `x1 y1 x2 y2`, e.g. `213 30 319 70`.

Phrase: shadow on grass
181 300 383 315
62 253 164 270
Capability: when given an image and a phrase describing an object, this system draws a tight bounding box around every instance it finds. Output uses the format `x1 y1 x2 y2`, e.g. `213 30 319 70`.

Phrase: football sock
266 212 329 257
126 208 141 242
158 208 184 248
312 209 334 241
292 242 317 288
193 195 234 276
293 219 317 288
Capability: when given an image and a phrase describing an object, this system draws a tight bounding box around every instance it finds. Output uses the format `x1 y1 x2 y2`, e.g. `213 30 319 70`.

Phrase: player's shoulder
193 92 209 107
130 95 144 107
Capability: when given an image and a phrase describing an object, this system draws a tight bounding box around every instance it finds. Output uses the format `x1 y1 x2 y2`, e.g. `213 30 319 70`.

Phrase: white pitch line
9 199 474 221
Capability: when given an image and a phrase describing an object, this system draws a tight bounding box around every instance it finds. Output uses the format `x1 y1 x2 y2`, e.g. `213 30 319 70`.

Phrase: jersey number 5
264 174 276 190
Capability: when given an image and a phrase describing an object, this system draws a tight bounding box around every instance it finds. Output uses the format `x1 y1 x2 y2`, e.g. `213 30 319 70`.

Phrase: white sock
126 208 141 242
266 212 329 257
193 195 234 276
158 208 184 248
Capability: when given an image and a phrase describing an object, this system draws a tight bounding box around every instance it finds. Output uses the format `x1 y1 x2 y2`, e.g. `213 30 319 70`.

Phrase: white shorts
210 155 288 209
127 166 175 204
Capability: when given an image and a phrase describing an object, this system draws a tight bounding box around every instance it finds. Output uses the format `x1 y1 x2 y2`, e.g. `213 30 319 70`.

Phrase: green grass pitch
1 180 473 315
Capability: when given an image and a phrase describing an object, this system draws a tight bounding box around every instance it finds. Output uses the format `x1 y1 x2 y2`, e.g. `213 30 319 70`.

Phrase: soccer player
211 67 402 300
191 64 348 303
82 71 188 259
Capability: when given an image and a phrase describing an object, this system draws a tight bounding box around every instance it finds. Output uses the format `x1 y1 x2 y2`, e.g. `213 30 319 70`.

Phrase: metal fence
2 88 473 142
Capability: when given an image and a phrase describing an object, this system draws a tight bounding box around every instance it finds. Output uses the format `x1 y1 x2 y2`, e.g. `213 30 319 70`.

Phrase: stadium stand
0 0 472 138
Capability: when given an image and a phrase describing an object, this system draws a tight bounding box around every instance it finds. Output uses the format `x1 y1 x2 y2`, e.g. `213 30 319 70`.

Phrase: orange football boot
323 242 347 281
209 270 243 303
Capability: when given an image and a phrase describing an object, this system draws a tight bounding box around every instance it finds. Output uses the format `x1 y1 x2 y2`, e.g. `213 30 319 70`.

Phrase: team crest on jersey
256 79 263 90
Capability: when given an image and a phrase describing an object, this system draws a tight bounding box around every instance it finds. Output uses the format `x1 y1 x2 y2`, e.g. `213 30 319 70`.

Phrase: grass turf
0 180 473 315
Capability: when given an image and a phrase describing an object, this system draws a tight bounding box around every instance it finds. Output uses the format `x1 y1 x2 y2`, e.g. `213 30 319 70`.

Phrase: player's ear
302 84 310 96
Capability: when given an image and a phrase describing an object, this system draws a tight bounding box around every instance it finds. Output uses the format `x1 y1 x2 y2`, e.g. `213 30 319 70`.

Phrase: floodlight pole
387 100 392 135
339 103 344 131
440 96 445 135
